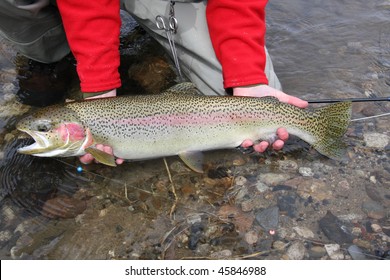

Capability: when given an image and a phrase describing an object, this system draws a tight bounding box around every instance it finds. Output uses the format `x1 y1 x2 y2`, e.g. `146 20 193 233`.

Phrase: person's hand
80 89 124 165
233 84 308 153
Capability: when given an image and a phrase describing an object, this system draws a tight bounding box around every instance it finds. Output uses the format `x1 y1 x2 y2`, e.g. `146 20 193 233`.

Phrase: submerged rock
255 206 279 230
324 243 344 260
361 201 385 219
298 167 314 177
293 226 315 239
286 241 306 260
363 133 389 149
257 173 292 186
41 196 87 219
347 245 367 260
308 246 327 259
319 211 353 244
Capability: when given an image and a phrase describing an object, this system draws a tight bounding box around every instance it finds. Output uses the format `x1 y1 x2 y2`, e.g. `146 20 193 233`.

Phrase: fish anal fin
84 147 117 167
179 151 204 173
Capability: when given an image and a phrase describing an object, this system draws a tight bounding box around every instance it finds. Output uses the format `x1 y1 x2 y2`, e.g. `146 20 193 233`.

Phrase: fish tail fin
310 101 352 159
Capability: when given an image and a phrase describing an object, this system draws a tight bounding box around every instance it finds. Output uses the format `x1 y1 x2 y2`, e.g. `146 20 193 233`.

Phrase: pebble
365 186 383 202
286 241 306 260
255 206 279 230
353 239 372 250
0 230 12 242
351 227 362 237
257 173 291 186
2 206 16 222
210 249 232 259
244 230 258 245
312 163 333 174
370 223 382 233
195 243 211 256
361 201 385 219
187 214 202 225
338 180 350 190
354 170 367 178
188 222 204 250
299 167 314 177
293 226 315 239
272 240 287 251
337 213 365 222
255 181 270 193
234 176 247 186
347 245 367 260
363 133 389 149
232 155 246 166
324 244 344 260
234 187 249 203
4 133 14 142
241 197 263 212
308 246 327 259
277 160 298 172
296 178 332 201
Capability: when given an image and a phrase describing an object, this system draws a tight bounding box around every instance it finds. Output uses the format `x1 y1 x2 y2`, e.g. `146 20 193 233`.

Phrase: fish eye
35 122 52 132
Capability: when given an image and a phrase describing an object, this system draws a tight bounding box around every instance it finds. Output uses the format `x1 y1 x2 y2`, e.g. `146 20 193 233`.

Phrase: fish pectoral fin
178 151 204 173
84 147 117 167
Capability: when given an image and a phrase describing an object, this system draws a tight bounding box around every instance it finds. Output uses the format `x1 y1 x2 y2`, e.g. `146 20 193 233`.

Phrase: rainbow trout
16 83 351 172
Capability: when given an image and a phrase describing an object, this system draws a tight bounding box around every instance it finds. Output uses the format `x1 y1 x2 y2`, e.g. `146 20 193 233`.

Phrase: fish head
16 106 91 157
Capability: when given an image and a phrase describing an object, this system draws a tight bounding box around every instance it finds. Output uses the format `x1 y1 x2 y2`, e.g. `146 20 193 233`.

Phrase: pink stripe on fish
106 112 260 126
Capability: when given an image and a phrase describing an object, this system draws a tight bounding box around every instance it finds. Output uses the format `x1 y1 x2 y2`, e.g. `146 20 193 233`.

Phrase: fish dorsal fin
84 147 117 167
178 151 204 173
162 82 201 96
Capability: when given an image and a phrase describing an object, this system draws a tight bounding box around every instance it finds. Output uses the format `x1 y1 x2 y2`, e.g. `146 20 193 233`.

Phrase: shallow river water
0 0 389 260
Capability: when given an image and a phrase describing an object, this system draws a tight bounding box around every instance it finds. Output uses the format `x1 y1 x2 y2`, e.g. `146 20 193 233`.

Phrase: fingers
277 128 289 141
253 141 269 153
79 144 124 165
233 85 308 109
79 153 94 165
241 127 289 153
284 94 308 109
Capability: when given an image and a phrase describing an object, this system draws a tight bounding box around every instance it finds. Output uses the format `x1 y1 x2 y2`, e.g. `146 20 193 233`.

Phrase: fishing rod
307 96 390 103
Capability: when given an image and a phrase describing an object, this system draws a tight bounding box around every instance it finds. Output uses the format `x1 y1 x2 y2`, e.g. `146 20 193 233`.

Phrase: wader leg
0 0 69 63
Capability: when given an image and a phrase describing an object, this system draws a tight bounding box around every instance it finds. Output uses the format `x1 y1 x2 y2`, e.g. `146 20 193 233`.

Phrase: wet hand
233 84 308 152
79 144 124 165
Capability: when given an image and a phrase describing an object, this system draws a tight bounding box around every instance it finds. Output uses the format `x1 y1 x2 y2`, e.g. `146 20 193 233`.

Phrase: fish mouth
17 128 56 155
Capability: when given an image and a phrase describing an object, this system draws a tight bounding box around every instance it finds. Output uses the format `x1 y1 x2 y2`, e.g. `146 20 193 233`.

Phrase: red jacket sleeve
57 0 121 94
206 0 269 89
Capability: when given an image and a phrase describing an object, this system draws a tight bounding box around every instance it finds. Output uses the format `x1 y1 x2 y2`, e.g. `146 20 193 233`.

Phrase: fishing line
351 112 390 122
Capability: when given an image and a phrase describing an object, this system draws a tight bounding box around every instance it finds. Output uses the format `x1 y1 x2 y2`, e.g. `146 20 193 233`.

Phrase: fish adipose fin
311 101 352 160
84 147 117 167
163 82 201 96
179 151 204 173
